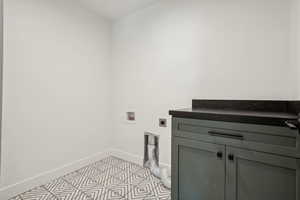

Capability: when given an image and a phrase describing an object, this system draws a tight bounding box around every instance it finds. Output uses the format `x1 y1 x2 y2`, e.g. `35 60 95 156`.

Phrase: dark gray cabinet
226 147 300 200
171 117 300 200
173 137 225 200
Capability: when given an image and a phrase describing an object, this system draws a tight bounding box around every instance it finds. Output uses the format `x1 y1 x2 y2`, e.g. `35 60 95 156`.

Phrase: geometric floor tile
135 169 161 184
100 157 125 167
84 184 110 199
143 196 170 200
87 171 113 185
117 162 143 174
55 188 91 200
134 168 153 179
112 170 134 182
103 166 123 177
97 190 124 200
77 167 104 181
94 162 114 173
8 156 171 200
122 173 145 186
20 186 57 200
137 181 170 200
77 165 101 177
124 185 153 200
63 173 98 191
109 182 137 197
44 178 73 195
101 177 123 189
153 182 171 197
134 180 158 198
8 196 22 200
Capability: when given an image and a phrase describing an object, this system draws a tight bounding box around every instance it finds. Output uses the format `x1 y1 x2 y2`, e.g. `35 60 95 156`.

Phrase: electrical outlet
159 118 167 127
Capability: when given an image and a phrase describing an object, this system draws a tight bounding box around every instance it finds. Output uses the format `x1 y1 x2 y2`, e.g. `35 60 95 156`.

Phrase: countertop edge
169 109 299 127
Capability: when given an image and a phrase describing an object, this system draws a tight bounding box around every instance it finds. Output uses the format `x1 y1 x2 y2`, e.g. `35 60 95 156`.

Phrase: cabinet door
226 147 300 200
172 137 225 200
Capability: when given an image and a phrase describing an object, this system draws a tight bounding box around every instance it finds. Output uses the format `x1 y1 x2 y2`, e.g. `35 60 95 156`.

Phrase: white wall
112 0 298 165
291 0 300 99
1 0 112 188
297 2 300 99
296 0 300 98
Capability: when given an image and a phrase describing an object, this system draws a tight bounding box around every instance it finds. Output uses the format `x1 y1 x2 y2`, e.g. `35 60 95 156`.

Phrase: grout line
14 185 41 199
40 185 59 200
62 178 95 200
12 195 23 200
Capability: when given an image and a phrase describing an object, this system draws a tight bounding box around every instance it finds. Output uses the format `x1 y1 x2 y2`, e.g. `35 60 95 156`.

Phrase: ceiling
78 0 159 20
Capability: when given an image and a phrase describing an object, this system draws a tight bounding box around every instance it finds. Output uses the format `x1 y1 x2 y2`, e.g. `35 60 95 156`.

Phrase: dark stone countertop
169 100 300 127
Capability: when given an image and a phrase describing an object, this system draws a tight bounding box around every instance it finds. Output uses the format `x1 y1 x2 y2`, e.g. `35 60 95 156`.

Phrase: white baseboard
0 150 111 199
110 148 171 169
110 149 144 166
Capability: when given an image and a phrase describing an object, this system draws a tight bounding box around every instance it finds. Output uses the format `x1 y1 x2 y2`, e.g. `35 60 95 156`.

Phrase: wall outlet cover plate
159 118 167 127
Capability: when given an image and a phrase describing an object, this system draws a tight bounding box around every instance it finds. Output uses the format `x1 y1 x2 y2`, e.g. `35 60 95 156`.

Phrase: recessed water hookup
126 112 135 121
144 132 159 168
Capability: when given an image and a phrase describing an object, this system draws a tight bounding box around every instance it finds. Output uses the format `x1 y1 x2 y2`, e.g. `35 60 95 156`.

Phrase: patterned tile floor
9 156 171 200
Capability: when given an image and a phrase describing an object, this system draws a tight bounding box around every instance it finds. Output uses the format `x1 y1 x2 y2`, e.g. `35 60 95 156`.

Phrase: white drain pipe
144 135 171 189
160 167 171 189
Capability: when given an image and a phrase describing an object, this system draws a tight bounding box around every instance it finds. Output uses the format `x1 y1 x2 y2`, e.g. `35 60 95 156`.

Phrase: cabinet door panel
226 147 300 200
172 137 225 200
